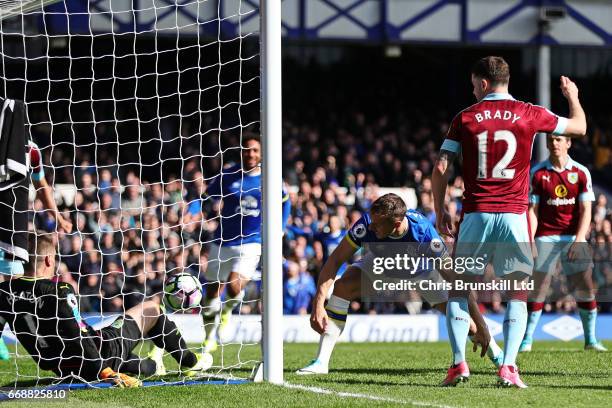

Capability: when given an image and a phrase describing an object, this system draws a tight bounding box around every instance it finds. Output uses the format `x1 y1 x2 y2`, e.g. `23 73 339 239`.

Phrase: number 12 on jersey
476 130 517 180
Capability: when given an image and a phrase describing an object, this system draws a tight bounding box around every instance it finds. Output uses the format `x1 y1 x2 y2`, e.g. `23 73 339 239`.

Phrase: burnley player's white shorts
353 254 449 306
534 235 593 275
204 242 261 282
455 212 533 277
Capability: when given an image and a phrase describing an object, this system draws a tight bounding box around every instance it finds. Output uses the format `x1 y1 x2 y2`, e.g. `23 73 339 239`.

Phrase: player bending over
296 193 502 375
0 233 211 387
432 56 587 388
520 134 606 352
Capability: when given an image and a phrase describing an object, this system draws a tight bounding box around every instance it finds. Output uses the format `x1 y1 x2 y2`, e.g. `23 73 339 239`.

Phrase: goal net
0 0 264 388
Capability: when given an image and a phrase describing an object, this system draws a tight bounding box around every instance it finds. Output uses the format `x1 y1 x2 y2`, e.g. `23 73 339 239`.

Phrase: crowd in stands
31 112 612 317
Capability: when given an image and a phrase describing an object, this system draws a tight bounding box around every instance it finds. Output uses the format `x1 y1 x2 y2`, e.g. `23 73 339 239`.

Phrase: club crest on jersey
353 224 367 238
554 185 568 198
239 195 260 217
567 172 578 184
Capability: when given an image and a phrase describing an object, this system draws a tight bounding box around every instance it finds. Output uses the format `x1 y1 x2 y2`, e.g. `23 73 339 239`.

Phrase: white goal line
282 382 462 408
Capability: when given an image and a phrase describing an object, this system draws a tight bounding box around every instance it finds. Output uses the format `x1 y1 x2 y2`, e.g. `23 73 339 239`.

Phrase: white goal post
260 0 283 385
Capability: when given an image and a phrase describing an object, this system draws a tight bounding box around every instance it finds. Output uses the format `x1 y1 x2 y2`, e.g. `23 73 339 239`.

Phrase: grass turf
0 341 610 407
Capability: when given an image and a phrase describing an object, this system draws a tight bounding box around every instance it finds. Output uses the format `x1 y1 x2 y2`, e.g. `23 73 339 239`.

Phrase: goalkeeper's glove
100 367 142 388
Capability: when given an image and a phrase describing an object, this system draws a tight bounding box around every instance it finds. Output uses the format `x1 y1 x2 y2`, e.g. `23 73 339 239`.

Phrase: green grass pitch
0 341 609 407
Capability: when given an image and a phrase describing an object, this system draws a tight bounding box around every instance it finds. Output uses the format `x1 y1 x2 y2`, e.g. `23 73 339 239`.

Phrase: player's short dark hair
471 56 510 85
26 232 56 271
370 193 406 221
547 133 571 141
242 134 261 147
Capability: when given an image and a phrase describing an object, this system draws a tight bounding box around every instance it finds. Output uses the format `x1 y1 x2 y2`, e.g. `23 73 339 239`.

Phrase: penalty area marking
282 382 461 408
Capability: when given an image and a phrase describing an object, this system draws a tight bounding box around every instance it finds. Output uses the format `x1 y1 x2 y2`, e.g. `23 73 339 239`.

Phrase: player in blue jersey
296 194 502 375
199 134 291 353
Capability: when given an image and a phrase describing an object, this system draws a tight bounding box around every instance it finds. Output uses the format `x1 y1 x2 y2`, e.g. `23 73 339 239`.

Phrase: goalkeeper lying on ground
0 233 210 387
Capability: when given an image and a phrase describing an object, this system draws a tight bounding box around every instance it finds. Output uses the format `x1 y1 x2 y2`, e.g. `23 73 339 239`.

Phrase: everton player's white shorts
353 253 449 306
204 242 261 282
534 235 593 275
454 212 533 277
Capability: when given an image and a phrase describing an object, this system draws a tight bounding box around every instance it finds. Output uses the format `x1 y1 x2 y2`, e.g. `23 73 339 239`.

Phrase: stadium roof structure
26 0 612 47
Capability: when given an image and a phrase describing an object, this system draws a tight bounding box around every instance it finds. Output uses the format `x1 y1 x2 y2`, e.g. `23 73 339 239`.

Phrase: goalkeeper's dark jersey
0 277 107 380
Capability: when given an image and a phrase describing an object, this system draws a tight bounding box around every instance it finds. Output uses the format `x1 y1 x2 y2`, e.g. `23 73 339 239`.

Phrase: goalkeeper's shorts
99 315 142 372
204 242 261 282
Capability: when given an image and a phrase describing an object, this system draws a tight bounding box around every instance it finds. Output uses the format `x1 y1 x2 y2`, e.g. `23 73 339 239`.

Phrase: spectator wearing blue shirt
283 260 316 315
319 215 347 277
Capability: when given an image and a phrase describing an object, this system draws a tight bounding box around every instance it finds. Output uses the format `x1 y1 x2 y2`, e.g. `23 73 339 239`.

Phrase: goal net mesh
0 0 262 387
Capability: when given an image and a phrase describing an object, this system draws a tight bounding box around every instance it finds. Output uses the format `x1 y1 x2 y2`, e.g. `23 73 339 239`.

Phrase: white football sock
468 334 503 359
222 290 245 315
315 295 350 366
487 336 503 359
201 296 221 342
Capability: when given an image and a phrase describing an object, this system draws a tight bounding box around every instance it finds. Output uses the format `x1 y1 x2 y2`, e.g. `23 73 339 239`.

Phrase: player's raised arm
33 176 73 233
559 76 587 137
433 113 461 237
310 237 357 334
29 143 72 233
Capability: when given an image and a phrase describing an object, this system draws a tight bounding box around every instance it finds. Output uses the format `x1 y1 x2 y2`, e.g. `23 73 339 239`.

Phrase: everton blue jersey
346 210 447 275
206 166 290 246
206 165 262 246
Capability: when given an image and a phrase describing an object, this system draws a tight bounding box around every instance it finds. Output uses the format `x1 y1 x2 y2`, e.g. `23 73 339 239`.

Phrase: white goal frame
260 0 283 385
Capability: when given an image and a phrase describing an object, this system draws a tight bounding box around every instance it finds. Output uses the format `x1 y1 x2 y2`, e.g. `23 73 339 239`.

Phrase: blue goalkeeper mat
55 378 249 389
